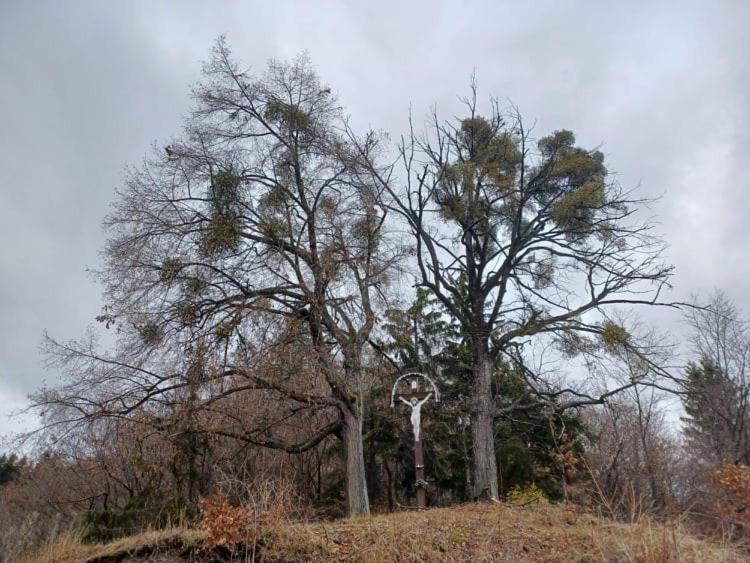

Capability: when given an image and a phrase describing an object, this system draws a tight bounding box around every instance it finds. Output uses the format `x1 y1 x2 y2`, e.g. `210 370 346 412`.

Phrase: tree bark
471 338 499 500
342 409 370 516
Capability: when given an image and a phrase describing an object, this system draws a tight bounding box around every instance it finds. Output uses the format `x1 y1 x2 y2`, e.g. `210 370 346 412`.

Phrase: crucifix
390 372 439 509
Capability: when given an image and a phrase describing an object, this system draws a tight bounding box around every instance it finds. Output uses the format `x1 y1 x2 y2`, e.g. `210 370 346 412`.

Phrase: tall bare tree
32 39 400 516
351 86 675 500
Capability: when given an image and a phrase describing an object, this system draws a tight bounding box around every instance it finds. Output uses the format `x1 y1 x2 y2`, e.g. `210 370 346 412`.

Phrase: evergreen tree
682 292 750 467
0 453 26 487
681 356 749 465
373 293 586 504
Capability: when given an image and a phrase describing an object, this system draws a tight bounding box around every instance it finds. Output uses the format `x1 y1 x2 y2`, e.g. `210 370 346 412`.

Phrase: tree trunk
471 339 499 500
365 437 380 505
342 409 370 516
384 459 395 510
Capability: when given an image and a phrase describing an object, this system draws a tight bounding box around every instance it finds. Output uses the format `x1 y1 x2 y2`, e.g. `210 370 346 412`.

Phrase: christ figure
400 392 432 442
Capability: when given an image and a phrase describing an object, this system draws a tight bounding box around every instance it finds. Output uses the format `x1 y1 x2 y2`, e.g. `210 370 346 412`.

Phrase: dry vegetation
21 528 203 563
26 501 747 562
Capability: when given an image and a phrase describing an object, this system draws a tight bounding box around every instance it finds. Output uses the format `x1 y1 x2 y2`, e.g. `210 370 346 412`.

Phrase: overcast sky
1 1 749 443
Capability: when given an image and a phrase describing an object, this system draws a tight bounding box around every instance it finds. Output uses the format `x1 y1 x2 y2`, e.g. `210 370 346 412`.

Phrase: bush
710 464 750 527
81 508 141 544
198 493 257 551
507 483 549 506
198 478 304 555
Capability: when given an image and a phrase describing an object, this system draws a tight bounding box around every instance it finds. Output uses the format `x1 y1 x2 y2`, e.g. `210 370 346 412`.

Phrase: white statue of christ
400 392 432 442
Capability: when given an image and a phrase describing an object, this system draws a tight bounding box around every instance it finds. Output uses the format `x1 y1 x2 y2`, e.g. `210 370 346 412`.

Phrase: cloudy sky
1 1 748 442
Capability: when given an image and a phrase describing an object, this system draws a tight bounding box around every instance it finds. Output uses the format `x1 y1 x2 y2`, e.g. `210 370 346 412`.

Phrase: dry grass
23 527 204 563
262 502 748 562
23 502 749 562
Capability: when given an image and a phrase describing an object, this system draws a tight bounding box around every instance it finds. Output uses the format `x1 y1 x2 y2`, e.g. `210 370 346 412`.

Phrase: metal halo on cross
389 372 440 408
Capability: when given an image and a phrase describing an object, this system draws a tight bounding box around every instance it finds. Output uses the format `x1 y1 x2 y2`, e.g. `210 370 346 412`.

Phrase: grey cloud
1 0 748 439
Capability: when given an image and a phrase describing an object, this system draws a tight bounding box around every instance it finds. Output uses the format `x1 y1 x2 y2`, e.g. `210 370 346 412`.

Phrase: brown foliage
198 479 303 554
711 464 750 526
198 493 257 550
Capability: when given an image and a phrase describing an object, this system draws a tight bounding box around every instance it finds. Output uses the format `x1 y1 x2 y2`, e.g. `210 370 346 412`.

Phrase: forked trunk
471 340 499 500
342 409 370 516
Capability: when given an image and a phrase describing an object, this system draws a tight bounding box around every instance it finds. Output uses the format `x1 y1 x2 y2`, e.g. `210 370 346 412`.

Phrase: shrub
81 507 141 544
198 493 257 551
198 479 303 554
710 464 750 526
507 483 549 505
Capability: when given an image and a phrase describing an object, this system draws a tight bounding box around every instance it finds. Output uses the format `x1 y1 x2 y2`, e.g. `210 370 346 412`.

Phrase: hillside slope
28 502 747 562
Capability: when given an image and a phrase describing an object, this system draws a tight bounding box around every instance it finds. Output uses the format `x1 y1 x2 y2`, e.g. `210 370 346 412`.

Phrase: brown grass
24 502 749 562
262 502 747 562
23 527 204 563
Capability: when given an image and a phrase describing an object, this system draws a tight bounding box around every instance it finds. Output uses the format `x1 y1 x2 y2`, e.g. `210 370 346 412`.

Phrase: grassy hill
26 502 747 562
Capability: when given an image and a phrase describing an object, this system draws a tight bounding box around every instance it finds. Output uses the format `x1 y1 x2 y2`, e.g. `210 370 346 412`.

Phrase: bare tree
584 388 679 519
31 39 400 516
682 291 750 467
351 84 676 500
